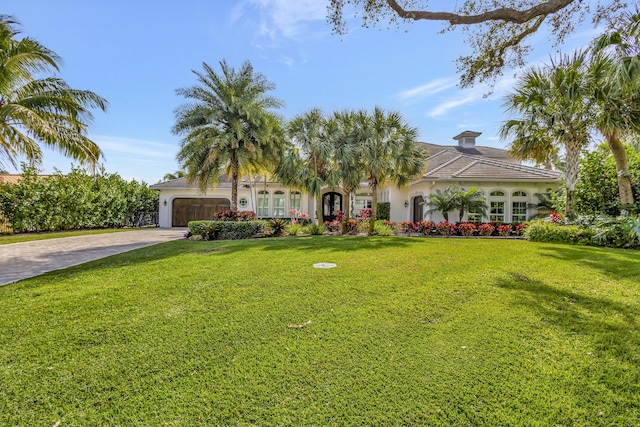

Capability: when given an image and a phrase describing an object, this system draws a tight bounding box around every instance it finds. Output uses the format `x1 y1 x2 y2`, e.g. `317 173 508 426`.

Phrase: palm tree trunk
316 194 323 226
606 131 634 207
368 185 378 234
564 138 582 217
342 189 351 235
230 152 239 211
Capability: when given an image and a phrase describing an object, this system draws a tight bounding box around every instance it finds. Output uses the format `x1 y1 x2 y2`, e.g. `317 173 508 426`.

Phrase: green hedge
0 165 158 233
188 220 265 240
523 220 596 245
376 202 390 221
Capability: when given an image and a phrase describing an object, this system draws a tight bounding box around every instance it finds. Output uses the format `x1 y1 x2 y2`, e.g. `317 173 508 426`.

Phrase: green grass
0 237 638 426
0 228 141 245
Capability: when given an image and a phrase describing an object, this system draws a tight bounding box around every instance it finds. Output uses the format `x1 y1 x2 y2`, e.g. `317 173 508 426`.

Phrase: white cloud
92 135 177 160
397 77 458 101
243 0 328 40
426 73 519 118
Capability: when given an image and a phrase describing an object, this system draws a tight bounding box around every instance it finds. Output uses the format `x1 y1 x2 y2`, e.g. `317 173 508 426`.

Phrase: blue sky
6 1 600 183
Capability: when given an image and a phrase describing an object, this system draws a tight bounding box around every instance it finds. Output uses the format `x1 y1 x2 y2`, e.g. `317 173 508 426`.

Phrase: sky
5 0 602 184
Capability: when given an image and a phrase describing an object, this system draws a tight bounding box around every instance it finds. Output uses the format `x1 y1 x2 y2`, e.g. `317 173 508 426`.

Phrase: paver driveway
0 228 185 286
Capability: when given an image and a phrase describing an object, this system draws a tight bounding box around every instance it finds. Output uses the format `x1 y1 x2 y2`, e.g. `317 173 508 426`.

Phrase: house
151 131 561 227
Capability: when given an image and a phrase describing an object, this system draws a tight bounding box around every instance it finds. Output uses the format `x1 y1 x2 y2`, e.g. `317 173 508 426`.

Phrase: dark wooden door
412 196 424 223
322 192 342 222
172 198 230 227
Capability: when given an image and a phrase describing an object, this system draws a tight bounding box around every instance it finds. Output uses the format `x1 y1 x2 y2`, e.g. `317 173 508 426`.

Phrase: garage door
172 198 230 227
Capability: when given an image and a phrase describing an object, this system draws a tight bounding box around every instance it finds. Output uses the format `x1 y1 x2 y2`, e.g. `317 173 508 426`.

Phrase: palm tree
332 110 362 233
424 186 457 222
0 16 107 169
276 109 340 224
355 107 426 233
501 52 592 216
173 60 285 211
456 187 487 222
589 11 640 208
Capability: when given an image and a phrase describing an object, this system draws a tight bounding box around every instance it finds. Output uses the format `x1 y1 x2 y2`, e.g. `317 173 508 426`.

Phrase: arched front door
412 196 424 223
322 192 342 222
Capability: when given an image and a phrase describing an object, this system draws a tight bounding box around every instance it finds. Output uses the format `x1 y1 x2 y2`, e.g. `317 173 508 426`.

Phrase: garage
172 198 230 227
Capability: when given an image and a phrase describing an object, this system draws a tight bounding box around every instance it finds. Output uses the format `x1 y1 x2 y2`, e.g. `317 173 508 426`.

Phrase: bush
188 220 264 240
373 220 393 236
435 221 456 237
376 202 391 221
497 224 513 237
267 218 287 236
478 223 495 236
306 224 325 235
523 220 594 245
399 221 418 235
287 223 302 236
416 220 434 236
212 210 256 221
458 222 477 237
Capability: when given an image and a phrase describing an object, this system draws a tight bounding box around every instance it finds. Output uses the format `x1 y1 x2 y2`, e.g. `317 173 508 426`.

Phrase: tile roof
421 149 561 182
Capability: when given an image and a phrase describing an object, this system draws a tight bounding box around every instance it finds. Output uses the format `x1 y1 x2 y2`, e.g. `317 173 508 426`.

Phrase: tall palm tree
354 107 426 233
455 187 487 222
501 52 592 216
276 109 340 224
173 60 285 211
589 11 640 207
332 110 362 232
0 16 107 169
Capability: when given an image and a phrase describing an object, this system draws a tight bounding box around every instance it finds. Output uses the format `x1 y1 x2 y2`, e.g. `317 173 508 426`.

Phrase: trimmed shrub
188 220 264 240
458 222 477 237
373 220 393 236
416 220 434 236
523 220 594 245
376 202 391 221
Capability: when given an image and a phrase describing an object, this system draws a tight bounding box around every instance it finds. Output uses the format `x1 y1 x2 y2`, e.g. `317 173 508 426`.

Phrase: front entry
412 196 424 223
322 192 342 222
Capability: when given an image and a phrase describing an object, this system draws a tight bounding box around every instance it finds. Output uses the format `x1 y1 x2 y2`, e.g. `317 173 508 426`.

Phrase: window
489 190 506 223
290 191 301 212
490 202 505 222
273 191 285 217
512 202 527 223
512 191 528 223
257 190 269 217
467 191 485 223
354 193 372 215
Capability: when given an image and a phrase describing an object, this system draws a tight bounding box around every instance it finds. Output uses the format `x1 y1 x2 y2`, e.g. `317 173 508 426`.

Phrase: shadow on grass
535 243 640 284
494 272 638 373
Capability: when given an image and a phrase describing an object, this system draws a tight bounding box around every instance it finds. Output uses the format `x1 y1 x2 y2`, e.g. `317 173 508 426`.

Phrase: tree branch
385 0 576 25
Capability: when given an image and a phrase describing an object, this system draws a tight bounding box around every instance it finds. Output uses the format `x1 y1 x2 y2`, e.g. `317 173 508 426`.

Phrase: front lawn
0 237 638 426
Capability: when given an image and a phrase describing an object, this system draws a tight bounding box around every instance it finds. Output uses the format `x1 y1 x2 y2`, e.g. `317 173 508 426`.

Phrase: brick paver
0 229 185 286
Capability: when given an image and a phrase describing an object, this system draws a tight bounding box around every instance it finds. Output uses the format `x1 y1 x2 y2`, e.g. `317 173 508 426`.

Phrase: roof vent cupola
453 130 481 148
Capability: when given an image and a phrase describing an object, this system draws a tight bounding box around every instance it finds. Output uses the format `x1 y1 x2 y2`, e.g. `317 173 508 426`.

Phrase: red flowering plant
478 223 495 236
344 218 361 234
515 222 528 235
288 209 310 225
435 221 457 237
325 210 345 234
213 210 255 221
359 208 374 220
548 211 563 223
399 221 419 235
416 220 434 236
497 224 513 237
457 222 477 237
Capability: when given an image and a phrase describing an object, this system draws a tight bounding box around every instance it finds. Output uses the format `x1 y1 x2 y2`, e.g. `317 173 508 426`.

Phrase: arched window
257 190 269 217
489 190 506 223
273 191 285 217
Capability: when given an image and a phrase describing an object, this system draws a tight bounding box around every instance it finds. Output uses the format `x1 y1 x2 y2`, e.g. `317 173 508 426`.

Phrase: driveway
0 228 185 286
